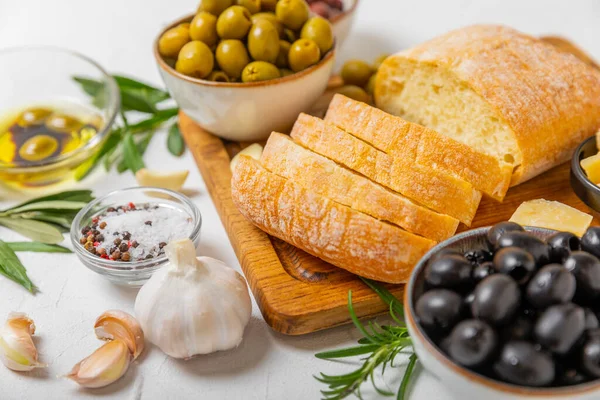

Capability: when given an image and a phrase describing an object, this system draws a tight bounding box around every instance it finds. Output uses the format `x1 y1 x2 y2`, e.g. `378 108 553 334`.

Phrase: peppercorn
95 234 104 242
84 242 94 251
131 241 139 248
107 207 116 212
91 223 98 230
114 238 122 246
119 242 128 252
146 254 153 259
81 226 91 235
121 252 131 261
97 248 107 256
145 221 152 226
122 231 131 240
79 237 87 244
159 242 167 249
99 221 107 229
110 250 121 260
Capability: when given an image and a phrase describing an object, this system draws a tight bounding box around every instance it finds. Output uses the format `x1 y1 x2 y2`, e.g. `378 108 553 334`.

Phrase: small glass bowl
70 187 202 286
0 46 120 187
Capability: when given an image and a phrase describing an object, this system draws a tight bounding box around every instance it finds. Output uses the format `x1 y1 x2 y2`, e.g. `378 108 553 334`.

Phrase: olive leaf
118 131 153 173
167 123 185 157
3 190 93 210
0 240 35 292
122 131 146 173
0 218 65 244
75 130 123 180
113 75 170 105
7 242 72 253
2 200 89 215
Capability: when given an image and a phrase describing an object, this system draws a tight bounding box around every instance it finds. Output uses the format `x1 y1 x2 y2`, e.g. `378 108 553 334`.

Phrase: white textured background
0 0 599 399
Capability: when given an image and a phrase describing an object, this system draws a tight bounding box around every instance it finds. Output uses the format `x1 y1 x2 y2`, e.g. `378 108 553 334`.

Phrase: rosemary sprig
315 279 418 400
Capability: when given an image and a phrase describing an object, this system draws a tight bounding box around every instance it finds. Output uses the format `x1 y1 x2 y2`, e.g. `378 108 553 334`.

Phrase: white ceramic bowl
331 0 359 48
154 15 335 141
404 226 600 400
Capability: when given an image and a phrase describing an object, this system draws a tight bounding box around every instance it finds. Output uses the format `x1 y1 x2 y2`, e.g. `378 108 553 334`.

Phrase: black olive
464 292 475 308
487 222 524 247
546 231 580 263
415 289 464 333
496 231 550 266
472 261 495 283
502 314 533 341
447 319 498 367
564 251 600 303
585 308 600 331
581 337 600 378
525 264 576 309
493 247 536 284
464 249 493 266
493 341 555 386
534 303 585 355
471 274 521 326
431 248 463 261
424 255 473 291
555 365 589 386
581 227 600 259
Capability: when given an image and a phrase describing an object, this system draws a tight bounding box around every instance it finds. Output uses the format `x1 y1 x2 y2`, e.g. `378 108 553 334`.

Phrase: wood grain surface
179 36 598 335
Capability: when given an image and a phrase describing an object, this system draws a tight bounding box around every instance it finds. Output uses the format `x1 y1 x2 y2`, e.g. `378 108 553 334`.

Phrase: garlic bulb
0 313 46 371
134 239 252 359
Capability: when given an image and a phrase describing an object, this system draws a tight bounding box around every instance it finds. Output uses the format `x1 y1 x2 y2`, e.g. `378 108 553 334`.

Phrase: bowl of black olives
405 222 600 399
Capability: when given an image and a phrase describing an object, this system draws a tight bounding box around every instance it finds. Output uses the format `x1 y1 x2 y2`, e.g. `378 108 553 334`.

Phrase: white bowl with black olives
405 223 600 399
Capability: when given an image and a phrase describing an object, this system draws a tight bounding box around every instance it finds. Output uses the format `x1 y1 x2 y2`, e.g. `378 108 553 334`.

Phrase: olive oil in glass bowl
0 47 119 188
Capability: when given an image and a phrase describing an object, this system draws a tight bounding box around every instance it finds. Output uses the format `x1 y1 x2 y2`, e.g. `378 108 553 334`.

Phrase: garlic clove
94 310 145 360
66 340 131 388
135 168 189 192
0 312 46 372
230 143 263 172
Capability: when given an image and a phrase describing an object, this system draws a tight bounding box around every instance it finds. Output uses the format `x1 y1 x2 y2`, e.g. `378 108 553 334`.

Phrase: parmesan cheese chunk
509 199 592 237
581 153 600 184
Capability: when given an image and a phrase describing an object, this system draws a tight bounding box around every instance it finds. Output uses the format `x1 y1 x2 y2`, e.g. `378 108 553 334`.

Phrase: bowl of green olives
154 0 336 141
405 223 600 400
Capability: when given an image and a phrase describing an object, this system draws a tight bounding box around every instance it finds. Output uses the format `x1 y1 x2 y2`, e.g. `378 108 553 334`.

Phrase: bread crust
325 94 513 200
261 132 459 241
290 113 482 225
231 155 435 283
377 24 600 185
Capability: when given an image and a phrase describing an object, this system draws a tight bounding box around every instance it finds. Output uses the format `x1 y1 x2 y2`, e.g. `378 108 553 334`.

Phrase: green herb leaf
0 240 35 292
397 354 417 400
122 131 145 173
0 217 64 244
3 200 88 215
73 76 103 96
2 190 94 211
167 122 185 156
114 75 170 105
7 242 72 253
315 344 381 359
118 131 153 173
21 212 73 229
121 91 157 114
127 107 179 133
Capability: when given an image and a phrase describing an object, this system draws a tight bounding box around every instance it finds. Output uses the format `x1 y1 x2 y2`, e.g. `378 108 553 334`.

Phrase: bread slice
231 155 435 283
260 132 459 241
290 113 482 225
375 25 600 185
324 94 513 201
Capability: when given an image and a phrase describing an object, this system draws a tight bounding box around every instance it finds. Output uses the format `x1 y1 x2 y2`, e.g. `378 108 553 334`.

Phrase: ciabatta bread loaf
261 132 459 241
325 94 513 200
231 155 435 283
290 113 482 225
375 24 600 185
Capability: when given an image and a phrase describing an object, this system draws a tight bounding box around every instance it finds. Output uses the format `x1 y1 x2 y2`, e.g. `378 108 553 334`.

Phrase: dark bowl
571 135 600 213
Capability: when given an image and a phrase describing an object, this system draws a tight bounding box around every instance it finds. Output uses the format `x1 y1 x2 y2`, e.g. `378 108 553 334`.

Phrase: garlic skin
0 313 46 372
134 239 252 359
66 340 131 388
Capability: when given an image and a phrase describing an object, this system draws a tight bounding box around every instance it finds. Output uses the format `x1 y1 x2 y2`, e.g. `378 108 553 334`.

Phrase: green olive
276 0 308 31
261 0 278 11
19 135 58 162
279 68 294 77
17 108 52 127
235 0 261 14
158 24 191 58
373 53 390 70
241 61 281 82
207 70 231 82
276 40 291 68
341 60 373 87
176 41 215 78
197 0 233 15
248 20 280 63
189 12 218 46
365 72 377 95
45 114 83 133
288 38 320 72
216 39 250 79
283 28 296 43
216 6 252 40
300 16 333 54
251 12 284 36
336 85 370 103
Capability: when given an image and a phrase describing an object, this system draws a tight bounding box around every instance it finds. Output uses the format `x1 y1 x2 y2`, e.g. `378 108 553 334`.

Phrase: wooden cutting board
180 36 599 335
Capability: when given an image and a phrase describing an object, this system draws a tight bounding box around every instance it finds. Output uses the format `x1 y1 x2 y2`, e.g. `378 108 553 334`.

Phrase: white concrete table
1 0 599 398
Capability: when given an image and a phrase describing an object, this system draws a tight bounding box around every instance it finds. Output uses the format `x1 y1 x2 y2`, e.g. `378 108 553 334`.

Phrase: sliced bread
324 94 513 200
231 155 435 283
290 113 482 225
260 132 459 241
375 24 600 185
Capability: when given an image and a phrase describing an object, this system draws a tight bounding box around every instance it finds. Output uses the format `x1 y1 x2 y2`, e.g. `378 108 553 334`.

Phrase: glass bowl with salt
70 187 201 286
